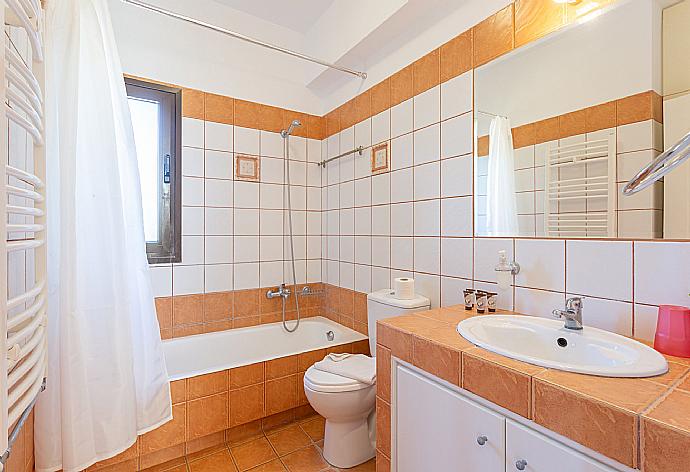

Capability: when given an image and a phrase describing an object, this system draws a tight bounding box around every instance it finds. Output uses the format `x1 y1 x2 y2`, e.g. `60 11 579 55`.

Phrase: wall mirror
474 0 689 239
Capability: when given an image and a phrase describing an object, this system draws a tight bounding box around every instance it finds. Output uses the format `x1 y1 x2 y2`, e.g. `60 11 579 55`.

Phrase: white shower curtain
486 116 519 236
35 1 172 471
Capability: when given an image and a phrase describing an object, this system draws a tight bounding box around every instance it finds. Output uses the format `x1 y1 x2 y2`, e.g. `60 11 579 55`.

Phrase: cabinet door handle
515 459 528 470
476 435 488 446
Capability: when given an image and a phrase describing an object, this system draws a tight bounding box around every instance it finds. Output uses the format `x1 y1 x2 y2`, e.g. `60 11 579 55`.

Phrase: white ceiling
211 0 336 33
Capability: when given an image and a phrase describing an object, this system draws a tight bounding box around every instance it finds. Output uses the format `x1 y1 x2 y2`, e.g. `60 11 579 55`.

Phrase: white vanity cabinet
396 366 506 471
394 365 619 472
505 420 615 472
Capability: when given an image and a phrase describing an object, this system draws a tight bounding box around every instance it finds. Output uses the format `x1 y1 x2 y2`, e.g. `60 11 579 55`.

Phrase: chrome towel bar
318 146 364 168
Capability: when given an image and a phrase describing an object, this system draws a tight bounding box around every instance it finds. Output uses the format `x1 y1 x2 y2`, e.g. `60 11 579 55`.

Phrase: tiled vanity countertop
375 306 690 472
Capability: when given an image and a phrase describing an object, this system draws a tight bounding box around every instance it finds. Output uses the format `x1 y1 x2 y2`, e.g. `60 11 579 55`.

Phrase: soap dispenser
494 250 519 290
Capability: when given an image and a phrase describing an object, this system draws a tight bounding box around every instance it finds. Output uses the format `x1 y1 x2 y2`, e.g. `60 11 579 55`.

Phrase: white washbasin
457 315 668 377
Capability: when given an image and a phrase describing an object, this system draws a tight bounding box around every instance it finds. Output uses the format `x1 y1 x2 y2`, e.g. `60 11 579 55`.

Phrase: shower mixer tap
266 284 291 300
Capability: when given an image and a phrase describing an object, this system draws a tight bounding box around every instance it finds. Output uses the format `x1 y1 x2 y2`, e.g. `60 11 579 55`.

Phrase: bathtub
163 316 369 381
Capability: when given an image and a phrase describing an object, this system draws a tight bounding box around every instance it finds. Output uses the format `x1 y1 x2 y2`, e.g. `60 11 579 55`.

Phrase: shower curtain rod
122 0 368 80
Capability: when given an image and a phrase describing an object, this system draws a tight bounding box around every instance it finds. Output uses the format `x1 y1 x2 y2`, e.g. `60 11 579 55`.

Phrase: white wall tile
307 260 322 283
441 154 473 197
340 181 355 208
391 168 414 203
205 122 233 152
234 208 259 235
391 133 414 170
179 235 204 265
514 287 565 318
441 277 472 307
441 71 472 120
515 239 565 291
234 263 259 290
414 199 440 236
414 162 440 200
441 237 472 279
635 241 690 305
262 157 284 184
617 120 663 153
441 113 472 158
205 264 233 293
173 265 204 295
205 150 233 179
289 136 307 161
183 206 205 235
354 207 372 235
371 173 391 205
566 240 632 301
391 237 414 271
372 109 391 145
441 197 472 237
260 261 284 288
354 177 372 207
307 139 322 163
371 236 391 267
205 179 233 207
413 124 440 165
371 205 391 236
202 208 233 236
235 126 260 155
354 119 372 149
634 304 659 342
234 181 260 208
260 235 283 261
354 236 372 265
150 265 172 297
260 183 284 209
206 236 233 264
475 280 513 310
182 147 204 177
233 235 259 263
354 264 372 293
391 203 413 236
259 131 282 159
260 209 283 236
340 236 355 262
372 266 392 291
414 85 440 130
391 99 413 138
182 118 204 148
182 177 204 206
414 237 440 274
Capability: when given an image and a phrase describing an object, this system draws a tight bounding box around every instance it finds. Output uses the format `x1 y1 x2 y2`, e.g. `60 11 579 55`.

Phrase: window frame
125 77 182 264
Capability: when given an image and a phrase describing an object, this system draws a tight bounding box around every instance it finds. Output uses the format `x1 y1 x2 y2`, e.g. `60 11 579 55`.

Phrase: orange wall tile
473 4 515 67
413 48 441 96
390 64 415 107
370 78 391 116
558 109 587 139
233 99 262 130
514 0 565 48
617 91 663 126
203 93 233 125
585 101 617 132
181 88 205 120
440 29 473 83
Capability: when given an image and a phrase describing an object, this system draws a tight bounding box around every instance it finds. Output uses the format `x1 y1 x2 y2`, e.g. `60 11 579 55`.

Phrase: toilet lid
304 361 376 393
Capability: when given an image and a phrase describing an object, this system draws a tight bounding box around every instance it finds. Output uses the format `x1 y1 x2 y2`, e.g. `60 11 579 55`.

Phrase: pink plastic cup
654 305 690 358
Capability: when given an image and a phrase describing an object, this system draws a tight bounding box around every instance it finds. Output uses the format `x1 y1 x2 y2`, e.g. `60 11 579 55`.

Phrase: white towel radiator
544 131 617 238
1 0 46 469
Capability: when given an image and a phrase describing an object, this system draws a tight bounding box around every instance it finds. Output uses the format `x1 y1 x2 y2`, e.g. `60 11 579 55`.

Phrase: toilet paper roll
393 277 415 300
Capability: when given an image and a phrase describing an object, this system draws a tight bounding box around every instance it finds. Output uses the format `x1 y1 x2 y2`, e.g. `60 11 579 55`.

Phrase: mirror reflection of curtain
486 116 519 236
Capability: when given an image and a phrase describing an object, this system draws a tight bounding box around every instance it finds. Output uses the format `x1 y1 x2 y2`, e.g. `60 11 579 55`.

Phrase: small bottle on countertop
476 291 488 313
487 292 497 312
463 288 475 310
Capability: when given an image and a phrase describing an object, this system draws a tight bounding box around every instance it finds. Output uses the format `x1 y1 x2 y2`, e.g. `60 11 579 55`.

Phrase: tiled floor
150 415 376 472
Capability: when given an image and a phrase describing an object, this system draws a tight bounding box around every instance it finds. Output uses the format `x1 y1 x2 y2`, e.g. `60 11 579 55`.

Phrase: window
125 78 182 264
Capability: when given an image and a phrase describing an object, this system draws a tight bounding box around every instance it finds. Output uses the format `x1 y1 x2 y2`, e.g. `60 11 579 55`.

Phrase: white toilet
304 289 430 468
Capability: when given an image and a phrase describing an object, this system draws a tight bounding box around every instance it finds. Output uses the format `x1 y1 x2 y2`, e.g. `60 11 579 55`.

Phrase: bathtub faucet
266 284 291 300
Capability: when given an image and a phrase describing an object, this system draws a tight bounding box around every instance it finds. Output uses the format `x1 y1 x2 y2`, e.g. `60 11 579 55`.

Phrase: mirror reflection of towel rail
623 131 690 196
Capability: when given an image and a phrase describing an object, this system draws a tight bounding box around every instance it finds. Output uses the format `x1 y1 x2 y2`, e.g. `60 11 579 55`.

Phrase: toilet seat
304 357 376 393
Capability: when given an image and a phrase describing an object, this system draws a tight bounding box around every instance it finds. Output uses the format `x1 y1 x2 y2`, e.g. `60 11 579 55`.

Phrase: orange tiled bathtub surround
87 339 369 471
375 305 690 470
154 284 324 339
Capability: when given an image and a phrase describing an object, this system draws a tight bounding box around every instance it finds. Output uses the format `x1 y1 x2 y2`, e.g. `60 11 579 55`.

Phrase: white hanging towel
313 354 377 385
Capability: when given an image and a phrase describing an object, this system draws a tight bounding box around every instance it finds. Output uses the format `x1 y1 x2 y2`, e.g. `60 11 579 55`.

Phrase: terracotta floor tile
267 424 312 456
231 437 279 472
299 417 325 441
247 459 288 471
189 449 238 472
281 445 329 472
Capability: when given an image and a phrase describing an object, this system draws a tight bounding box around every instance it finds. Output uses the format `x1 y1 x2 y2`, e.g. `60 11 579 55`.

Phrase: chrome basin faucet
553 297 584 330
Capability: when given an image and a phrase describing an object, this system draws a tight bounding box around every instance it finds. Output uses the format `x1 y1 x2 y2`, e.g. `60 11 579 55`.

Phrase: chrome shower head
281 120 302 138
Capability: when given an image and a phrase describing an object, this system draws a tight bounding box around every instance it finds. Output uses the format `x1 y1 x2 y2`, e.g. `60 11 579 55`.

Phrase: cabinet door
396 365 505 472
506 420 617 472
